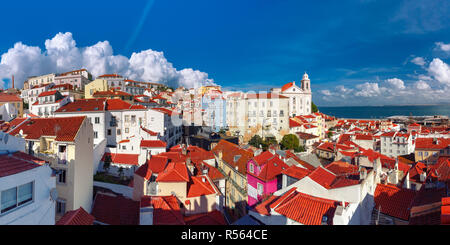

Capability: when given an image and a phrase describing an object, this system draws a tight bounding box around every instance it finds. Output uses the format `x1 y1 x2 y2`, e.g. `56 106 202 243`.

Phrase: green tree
311 102 318 113
327 131 333 138
264 137 278 147
280 134 299 150
294 145 305 153
249 135 264 148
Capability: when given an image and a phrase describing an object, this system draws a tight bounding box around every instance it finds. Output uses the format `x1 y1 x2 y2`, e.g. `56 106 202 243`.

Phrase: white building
271 73 312 116
380 132 415 157
0 103 18 122
31 90 71 118
0 132 56 225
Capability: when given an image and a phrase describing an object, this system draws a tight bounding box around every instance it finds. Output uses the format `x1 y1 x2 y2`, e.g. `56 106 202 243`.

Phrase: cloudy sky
0 0 449 106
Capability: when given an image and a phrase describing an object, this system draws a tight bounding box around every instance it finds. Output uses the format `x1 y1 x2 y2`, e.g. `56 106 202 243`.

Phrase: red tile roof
106 99 137 110
289 118 302 128
140 195 185 225
296 132 319 140
308 166 360 189
187 176 216 197
134 162 153 180
430 156 450 182
281 165 311 180
251 155 289 182
184 210 227 225
37 90 58 97
415 138 450 150
443 197 450 225
91 193 140 225
101 152 139 166
193 162 225 181
253 195 280 216
374 184 416 221
0 93 21 102
140 140 167 148
145 155 168 174
55 98 106 113
272 190 340 225
212 140 253 175
325 161 359 175
0 152 42 178
281 82 294 92
98 74 123 78
11 151 46 164
253 151 274 166
56 207 95 225
8 117 86 142
156 162 189 182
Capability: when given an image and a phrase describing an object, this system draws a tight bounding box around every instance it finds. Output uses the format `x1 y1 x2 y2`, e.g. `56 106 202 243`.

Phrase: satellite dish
50 188 58 201
3 134 8 144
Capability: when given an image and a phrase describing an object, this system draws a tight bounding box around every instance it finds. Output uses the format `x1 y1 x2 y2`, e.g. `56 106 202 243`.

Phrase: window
257 183 264 195
56 199 66 215
94 131 98 139
117 129 121 135
122 145 126 150
107 129 112 136
57 170 66 184
125 115 130 123
95 117 100 124
131 115 136 123
1 182 34 214
125 128 129 133
249 164 254 174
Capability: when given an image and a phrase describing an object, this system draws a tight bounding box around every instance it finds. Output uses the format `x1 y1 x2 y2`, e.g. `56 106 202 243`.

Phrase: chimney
202 176 206 183
12 75 14 89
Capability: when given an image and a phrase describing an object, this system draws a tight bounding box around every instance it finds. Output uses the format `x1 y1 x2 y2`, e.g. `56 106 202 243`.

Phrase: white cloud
435 42 450 52
411 57 426 66
414 80 431 90
428 58 450 85
355 82 381 97
386 78 405 89
0 32 215 89
320 90 332 96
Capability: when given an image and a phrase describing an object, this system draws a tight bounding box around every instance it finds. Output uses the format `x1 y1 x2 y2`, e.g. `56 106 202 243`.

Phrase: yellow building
415 138 450 164
0 93 23 118
212 140 253 222
85 79 109 99
8 116 94 221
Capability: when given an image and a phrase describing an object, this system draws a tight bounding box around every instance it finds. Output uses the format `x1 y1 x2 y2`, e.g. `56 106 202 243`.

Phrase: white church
271 72 312 116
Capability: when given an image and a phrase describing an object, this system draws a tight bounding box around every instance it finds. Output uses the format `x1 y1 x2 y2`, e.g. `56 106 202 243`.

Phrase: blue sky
0 0 449 106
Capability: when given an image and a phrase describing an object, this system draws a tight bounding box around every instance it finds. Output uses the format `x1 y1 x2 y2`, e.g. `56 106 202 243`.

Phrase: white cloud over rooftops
0 32 215 89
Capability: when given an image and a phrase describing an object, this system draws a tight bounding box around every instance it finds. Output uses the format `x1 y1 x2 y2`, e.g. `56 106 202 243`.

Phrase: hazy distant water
318 105 450 119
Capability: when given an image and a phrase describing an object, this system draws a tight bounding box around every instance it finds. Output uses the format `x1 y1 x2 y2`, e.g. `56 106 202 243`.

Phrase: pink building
246 151 289 207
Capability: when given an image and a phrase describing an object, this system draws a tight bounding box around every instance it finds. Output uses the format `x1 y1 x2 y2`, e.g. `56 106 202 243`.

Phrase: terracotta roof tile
273 190 340 225
56 207 95 225
187 176 216 197
140 140 167 148
8 117 86 142
184 210 227 225
374 184 416 221
155 162 189 182
91 193 140 225
140 195 185 225
102 152 139 166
